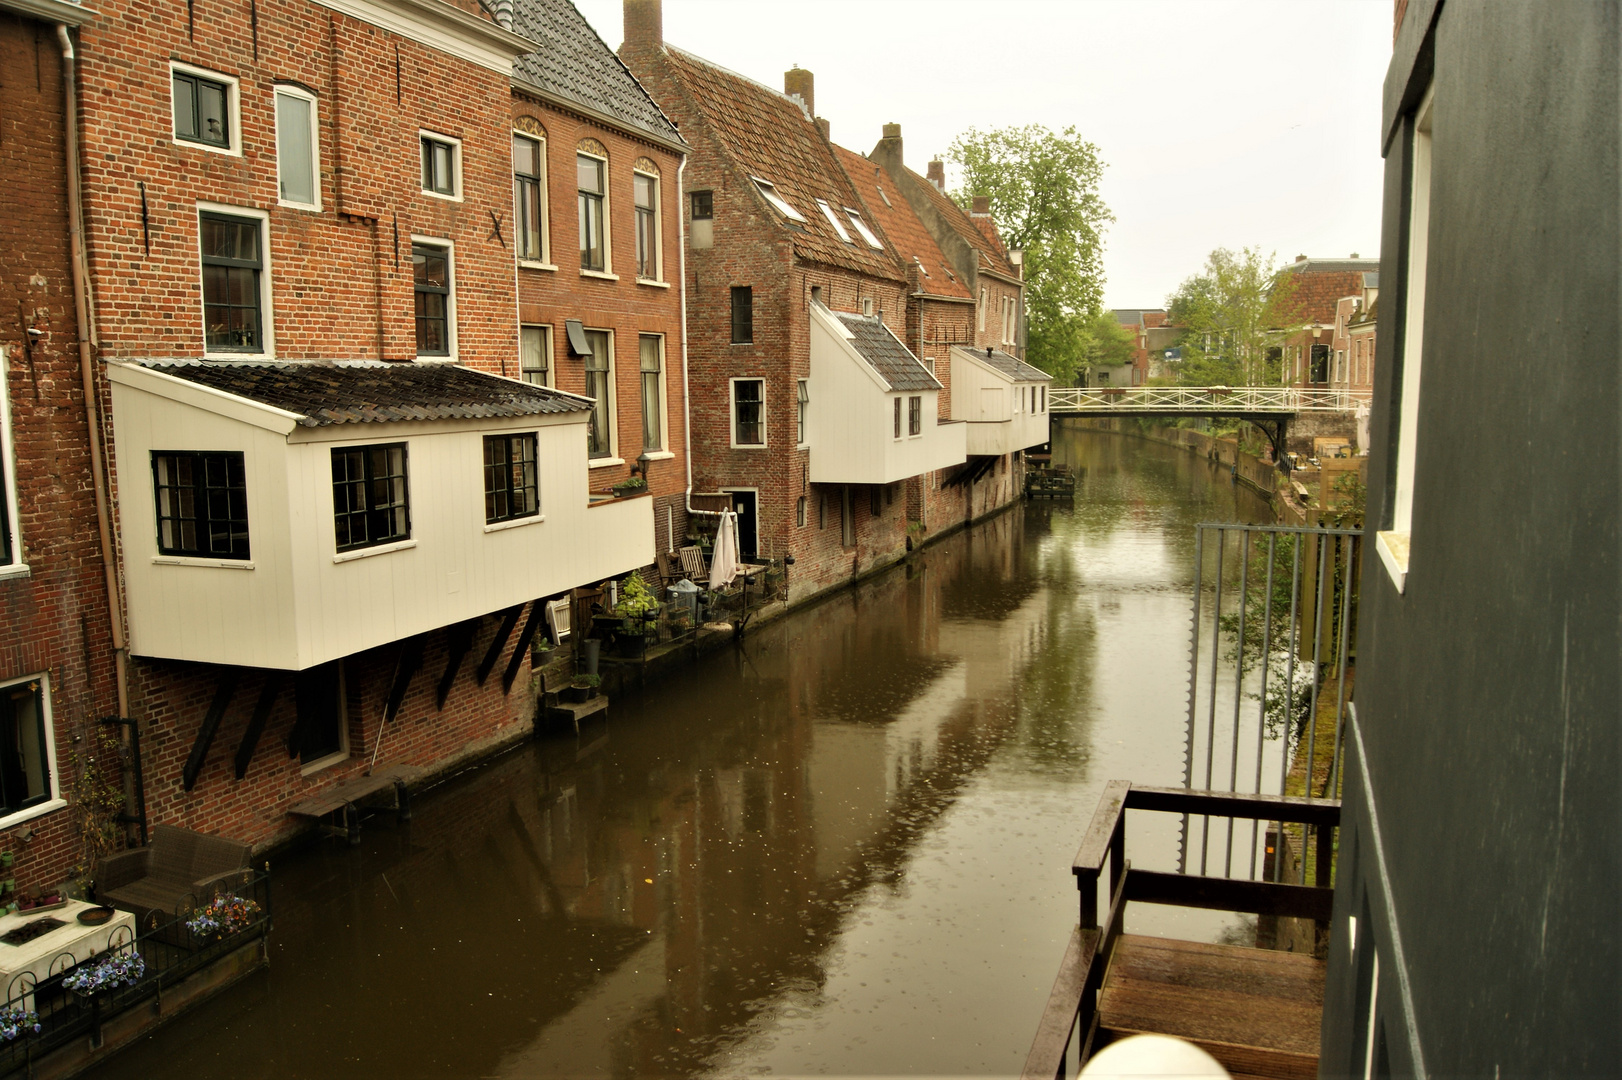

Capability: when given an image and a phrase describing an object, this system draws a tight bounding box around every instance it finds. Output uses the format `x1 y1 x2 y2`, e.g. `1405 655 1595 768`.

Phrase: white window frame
638 332 672 458
299 661 351 777
583 327 621 466
0 672 65 828
908 394 923 438
730 377 767 449
633 166 664 284
169 61 242 158
513 130 553 269
750 176 807 222
419 130 463 202
862 297 874 317
273 83 321 211
410 235 457 362
520 323 551 387
577 149 615 279
816 198 852 243
796 378 809 448
1378 84 1432 595
197 201 275 360
0 349 24 578
843 207 883 250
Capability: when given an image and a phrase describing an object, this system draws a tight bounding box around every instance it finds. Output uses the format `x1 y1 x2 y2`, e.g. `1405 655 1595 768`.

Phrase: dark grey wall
1324 2 1620 1076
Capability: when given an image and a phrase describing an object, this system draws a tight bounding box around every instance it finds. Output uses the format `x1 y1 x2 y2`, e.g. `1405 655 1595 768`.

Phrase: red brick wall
0 14 121 895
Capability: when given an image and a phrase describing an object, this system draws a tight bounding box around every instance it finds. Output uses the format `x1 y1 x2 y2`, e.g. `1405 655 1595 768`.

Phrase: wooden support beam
233 672 281 780
502 601 546 694
1124 868 1334 921
184 668 240 792
383 635 425 722
1124 784 1341 827
476 604 524 686
437 619 479 710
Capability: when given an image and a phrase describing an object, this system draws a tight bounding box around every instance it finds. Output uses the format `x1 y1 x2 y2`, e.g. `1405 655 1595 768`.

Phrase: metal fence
1180 523 1361 888
0 868 271 1075
1048 386 1373 414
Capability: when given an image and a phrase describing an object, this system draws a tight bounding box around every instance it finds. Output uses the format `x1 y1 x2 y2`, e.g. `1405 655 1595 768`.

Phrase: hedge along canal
85 427 1273 1080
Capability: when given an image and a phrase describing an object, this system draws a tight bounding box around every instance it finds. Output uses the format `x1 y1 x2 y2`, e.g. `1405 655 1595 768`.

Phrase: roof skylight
751 176 807 222
844 208 883 250
816 199 853 243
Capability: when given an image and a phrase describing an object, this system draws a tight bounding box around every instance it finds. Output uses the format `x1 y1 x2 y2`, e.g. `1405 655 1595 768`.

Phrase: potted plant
185 893 262 940
612 572 660 657
611 475 647 498
62 950 145 997
0 1007 39 1043
562 673 601 703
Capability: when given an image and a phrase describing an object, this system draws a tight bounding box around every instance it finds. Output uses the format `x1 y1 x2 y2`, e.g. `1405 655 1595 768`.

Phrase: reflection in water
90 429 1273 1080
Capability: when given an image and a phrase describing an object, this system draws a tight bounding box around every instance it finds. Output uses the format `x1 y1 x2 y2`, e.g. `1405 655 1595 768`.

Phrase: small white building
108 360 653 671
806 305 966 485
948 345 1053 457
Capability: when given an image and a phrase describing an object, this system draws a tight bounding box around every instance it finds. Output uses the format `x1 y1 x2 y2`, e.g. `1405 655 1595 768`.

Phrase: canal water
91 428 1273 1079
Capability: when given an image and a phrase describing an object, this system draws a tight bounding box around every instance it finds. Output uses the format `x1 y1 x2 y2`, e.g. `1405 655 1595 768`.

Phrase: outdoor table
0 900 136 1010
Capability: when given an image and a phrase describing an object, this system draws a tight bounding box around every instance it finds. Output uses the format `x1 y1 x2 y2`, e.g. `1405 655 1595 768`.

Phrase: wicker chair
98 825 253 931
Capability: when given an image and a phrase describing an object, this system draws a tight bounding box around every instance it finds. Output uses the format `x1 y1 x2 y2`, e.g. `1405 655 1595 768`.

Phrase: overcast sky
572 0 1392 310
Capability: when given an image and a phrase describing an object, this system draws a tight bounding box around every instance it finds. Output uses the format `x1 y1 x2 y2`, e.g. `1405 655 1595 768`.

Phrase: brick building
1111 308 1179 386
1276 256 1380 387
0 0 121 893
0 0 679 888
619 2 993 604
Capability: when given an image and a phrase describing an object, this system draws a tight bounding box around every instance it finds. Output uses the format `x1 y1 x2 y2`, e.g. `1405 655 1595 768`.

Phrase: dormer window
752 177 807 222
844 208 883 250
816 199 852 243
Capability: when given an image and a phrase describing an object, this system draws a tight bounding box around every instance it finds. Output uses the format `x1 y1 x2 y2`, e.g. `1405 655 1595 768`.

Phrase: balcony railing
1049 386 1372 413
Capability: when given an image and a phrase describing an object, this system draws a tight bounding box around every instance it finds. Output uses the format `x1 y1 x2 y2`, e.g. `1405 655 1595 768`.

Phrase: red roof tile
831 144 971 300
894 166 1019 280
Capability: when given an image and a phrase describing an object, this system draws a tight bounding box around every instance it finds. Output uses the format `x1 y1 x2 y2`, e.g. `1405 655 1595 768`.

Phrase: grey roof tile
833 312 942 392
951 344 1051 382
135 360 591 428
511 0 682 147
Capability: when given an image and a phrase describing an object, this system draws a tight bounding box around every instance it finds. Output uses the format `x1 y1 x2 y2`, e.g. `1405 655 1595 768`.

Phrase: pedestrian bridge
1048 386 1371 415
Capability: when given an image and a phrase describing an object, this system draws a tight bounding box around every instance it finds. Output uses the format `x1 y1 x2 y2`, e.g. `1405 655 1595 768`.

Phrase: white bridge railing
1048 386 1372 414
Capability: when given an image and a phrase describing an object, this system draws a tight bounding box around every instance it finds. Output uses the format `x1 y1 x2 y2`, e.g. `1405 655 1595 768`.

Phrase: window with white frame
514 133 548 263
844 208 883 250
816 199 852 243
583 329 614 458
0 350 21 572
578 150 609 272
732 378 765 447
0 674 58 822
978 287 988 331
420 132 461 199
412 242 453 358
520 325 551 386
199 209 269 355
274 85 320 209
796 379 809 446
171 63 240 154
639 334 664 452
1379 84 1433 593
634 163 661 280
893 396 902 439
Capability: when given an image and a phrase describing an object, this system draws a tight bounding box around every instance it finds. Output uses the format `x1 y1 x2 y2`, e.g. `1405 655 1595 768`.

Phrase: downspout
59 27 133 725
676 155 719 522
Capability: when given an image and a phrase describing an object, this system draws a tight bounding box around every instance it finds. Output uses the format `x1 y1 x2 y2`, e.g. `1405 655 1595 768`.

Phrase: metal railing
1048 386 1372 413
1181 523 1360 887
0 868 271 1075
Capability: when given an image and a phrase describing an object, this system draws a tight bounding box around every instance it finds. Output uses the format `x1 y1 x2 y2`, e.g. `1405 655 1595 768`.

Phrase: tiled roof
511 0 681 147
658 47 904 282
952 344 1051 383
907 175 1018 279
1281 258 1380 275
136 360 590 428
831 145 971 300
1279 268 1372 326
834 312 942 392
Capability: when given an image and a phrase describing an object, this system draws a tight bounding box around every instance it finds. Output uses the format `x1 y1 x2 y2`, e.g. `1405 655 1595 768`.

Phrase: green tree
1076 311 1136 384
1165 247 1300 386
947 125 1112 382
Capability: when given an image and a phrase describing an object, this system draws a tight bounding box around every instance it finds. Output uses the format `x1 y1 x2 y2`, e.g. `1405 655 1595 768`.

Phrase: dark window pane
198 81 228 146
691 191 713 220
731 286 752 343
173 74 197 140
151 451 250 558
0 681 53 816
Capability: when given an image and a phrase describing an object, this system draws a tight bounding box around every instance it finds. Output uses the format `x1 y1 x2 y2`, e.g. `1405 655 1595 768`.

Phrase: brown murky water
90 429 1272 1079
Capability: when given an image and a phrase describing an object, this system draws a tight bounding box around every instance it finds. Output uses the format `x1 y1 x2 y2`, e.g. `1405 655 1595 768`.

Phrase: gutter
675 156 721 524
58 25 133 733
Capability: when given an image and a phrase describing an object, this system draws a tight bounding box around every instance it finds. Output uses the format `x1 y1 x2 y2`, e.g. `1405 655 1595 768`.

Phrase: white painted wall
806 307 966 485
110 364 652 670
949 346 1050 457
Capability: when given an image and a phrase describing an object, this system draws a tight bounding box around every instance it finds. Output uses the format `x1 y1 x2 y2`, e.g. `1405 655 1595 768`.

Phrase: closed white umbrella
708 511 740 590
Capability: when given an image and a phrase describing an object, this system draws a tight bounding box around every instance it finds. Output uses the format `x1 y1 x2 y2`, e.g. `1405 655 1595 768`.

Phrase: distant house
1322 2 1617 1075
1275 257 1380 387
1112 309 1178 386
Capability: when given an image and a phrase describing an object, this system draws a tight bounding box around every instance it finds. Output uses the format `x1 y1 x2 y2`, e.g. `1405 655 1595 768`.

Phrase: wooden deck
1096 935 1324 1080
288 763 423 820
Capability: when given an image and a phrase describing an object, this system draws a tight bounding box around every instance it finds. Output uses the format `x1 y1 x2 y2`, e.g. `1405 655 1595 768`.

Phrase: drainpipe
675 155 720 524
59 25 133 727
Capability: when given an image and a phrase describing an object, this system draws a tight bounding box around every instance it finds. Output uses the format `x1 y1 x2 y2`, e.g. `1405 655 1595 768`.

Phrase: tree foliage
1165 247 1301 386
948 125 1112 383
1077 311 1137 380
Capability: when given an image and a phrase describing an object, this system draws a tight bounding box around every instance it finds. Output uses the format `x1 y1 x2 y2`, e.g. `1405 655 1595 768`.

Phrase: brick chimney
1296 253 1308 262
784 66 814 119
926 160 945 191
971 195 991 215
624 0 661 49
